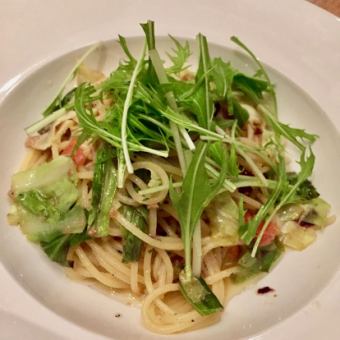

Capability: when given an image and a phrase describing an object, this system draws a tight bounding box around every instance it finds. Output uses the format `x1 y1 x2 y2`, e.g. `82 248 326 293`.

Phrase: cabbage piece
278 197 331 228
11 156 75 194
41 178 79 212
17 205 86 242
17 190 62 221
301 198 331 228
16 178 78 221
12 157 78 216
11 156 85 242
281 221 316 250
206 192 239 243
278 204 305 222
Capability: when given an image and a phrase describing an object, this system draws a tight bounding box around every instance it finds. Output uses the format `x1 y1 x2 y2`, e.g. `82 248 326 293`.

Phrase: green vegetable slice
179 275 223 316
41 230 89 266
120 205 148 262
93 157 117 237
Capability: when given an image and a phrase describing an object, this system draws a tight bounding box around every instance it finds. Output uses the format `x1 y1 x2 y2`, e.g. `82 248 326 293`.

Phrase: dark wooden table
309 0 340 16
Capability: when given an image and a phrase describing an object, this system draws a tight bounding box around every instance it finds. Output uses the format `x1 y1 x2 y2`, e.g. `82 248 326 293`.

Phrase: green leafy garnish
170 141 226 315
231 36 277 116
118 35 137 64
195 33 213 130
166 36 191 74
170 142 226 277
229 97 249 127
232 74 269 103
287 173 319 201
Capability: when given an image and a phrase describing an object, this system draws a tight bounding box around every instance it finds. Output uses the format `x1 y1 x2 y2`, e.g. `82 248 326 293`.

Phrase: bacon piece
62 138 86 167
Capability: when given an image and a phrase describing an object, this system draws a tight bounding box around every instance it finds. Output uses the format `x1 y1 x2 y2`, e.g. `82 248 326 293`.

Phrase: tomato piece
256 221 278 247
244 210 278 247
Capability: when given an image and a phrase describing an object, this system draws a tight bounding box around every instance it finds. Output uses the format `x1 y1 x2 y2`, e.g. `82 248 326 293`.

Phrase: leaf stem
121 43 146 174
25 107 67 135
117 149 126 188
192 221 202 276
42 43 99 117
148 49 188 173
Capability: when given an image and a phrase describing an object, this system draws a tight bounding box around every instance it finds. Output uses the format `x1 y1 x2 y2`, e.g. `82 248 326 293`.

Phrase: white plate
0 1 339 339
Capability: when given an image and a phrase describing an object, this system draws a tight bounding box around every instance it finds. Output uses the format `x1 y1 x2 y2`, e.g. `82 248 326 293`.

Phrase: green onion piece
120 205 148 262
179 274 223 316
94 158 117 237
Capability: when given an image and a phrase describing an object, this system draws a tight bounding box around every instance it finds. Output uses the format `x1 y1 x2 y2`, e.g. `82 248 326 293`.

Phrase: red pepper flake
257 286 275 295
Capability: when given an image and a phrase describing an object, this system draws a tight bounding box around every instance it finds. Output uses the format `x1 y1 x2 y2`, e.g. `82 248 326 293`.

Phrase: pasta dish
8 21 334 334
